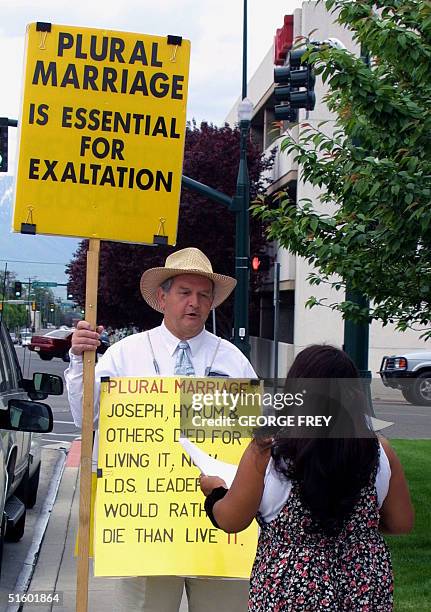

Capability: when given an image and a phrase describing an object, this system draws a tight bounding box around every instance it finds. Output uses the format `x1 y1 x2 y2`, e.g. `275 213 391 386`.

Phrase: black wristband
204 486 228 529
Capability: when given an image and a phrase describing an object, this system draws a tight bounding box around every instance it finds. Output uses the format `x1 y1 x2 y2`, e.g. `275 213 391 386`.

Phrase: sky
0 0 303 298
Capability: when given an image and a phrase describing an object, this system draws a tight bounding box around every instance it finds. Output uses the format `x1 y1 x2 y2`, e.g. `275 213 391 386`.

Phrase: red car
29 328 110 362
28 329 73 362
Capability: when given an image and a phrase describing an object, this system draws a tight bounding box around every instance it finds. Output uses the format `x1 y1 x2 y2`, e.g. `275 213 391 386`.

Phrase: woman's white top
258 442 391 523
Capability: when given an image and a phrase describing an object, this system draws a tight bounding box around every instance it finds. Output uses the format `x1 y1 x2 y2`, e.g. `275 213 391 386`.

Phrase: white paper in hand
178 437 238 488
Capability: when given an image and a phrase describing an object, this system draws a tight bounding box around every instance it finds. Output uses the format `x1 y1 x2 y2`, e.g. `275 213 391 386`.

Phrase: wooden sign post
13 22 190 612
76 238 100 612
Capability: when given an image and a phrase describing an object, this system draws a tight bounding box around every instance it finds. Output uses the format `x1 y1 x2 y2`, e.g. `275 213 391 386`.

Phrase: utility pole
0 262 7 324
27 277 32 331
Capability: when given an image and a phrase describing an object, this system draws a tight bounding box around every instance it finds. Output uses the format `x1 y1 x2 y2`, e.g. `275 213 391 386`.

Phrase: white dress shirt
65 321 257 468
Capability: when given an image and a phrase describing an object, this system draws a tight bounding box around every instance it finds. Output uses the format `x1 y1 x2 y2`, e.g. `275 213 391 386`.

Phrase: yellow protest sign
94 377 261 577
13 23 190 245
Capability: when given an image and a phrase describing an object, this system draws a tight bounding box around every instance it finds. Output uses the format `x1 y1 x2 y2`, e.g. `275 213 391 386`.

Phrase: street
368 379 431 439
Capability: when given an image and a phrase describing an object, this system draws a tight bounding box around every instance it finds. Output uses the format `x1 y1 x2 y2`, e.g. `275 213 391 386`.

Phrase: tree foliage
0 271 58 330
0 303 27 330
0 270 26 330
254 0 431 337
67 122 272 336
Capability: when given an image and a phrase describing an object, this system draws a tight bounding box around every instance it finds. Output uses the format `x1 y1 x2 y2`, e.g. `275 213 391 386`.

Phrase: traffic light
251 254 271 273
31 301 37 312
67 283 73 300
14 281 22 297
274 47 316 120
49 303 55 312
0 122 8 172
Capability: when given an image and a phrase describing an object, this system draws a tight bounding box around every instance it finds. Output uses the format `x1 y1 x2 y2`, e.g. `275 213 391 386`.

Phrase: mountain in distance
0 175 80 296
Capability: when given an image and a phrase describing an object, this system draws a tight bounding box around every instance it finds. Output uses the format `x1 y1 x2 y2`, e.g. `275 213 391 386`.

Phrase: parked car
20 331 32 347
379 350 431 405
29 328 109 362
0 322 60 575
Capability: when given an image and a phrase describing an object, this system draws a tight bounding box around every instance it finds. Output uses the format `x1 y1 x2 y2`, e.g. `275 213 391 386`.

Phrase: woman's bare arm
200 441 271 533
379 437 414 535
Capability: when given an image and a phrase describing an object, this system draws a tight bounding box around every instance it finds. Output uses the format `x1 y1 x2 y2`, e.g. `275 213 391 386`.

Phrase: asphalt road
16 346 81 446
373 401 431 439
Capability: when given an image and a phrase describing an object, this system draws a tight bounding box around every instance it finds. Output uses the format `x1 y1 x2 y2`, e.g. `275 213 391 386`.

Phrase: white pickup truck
379 350 431 405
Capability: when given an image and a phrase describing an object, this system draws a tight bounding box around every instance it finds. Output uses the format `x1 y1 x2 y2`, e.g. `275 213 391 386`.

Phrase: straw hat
140 247 237 312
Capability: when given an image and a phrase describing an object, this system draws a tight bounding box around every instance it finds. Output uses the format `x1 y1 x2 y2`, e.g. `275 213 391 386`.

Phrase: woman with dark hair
200 345 413 611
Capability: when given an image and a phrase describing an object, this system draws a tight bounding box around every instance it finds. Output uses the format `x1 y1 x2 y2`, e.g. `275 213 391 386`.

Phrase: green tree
255 0 431 337
0 270 27 330
0 303 27 330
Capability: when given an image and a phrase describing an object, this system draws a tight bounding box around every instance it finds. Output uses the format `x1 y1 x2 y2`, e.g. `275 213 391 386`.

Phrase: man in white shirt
65 247 256 612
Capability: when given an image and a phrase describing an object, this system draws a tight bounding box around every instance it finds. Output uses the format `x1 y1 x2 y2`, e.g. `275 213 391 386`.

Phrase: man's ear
156 287 165 312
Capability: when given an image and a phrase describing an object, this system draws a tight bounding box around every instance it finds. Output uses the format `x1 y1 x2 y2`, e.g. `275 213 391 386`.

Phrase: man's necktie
174 341 196 376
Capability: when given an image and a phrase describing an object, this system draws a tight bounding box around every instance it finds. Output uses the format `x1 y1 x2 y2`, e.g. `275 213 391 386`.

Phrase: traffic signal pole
343 289 370 371
342 49 374 412
182 156 252 358
27 278 31 331
0 118 18 173
181 176 233 209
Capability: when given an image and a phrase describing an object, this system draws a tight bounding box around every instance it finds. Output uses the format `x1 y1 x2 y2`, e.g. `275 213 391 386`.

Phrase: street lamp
232 97 253 358
237 97 254 122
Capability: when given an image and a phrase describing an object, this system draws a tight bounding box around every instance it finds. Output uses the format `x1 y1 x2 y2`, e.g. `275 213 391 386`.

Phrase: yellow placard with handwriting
94 377 261 577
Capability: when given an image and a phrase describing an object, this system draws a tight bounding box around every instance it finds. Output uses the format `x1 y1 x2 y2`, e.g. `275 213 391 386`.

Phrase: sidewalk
25 440 188 611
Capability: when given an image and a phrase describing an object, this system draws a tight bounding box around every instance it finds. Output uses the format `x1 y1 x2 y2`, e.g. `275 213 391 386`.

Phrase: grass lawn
386 440 431 611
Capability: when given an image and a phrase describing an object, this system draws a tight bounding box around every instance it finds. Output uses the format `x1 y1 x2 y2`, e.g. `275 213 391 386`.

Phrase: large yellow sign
94 377 260 577
13 23 190 245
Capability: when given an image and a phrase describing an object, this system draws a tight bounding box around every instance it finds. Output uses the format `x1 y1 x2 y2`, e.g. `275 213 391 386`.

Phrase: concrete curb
6 448 68 612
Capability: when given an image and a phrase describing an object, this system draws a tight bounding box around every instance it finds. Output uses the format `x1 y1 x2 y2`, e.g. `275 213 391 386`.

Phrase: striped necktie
174 341 195 376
